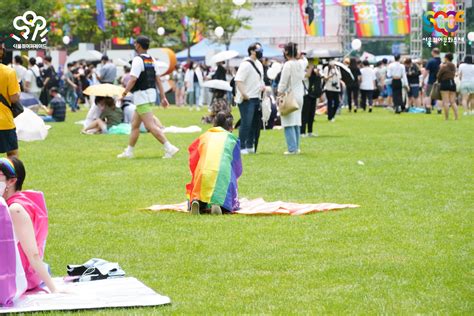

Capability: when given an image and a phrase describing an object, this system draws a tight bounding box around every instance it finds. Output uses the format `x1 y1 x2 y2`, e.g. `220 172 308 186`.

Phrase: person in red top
0 158 60 293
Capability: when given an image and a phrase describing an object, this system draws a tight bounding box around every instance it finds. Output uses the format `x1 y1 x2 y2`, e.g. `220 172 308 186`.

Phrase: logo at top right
423 9 465 36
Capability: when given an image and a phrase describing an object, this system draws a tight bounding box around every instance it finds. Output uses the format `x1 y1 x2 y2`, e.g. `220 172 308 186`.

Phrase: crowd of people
1 34 473 305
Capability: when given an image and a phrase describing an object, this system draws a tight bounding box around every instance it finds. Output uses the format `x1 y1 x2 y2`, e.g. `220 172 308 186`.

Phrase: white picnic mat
0 277 170 313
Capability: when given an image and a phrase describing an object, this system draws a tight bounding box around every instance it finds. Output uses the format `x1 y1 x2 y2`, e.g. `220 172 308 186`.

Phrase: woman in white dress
277 43 308 155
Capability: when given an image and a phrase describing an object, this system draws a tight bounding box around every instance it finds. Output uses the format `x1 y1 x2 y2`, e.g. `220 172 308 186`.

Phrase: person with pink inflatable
0 158 59 305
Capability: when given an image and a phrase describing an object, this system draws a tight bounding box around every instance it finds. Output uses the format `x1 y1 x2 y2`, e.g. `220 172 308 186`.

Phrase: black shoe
354 108 357 113
369 108 372 113
437 109 442 114
426 108 431 114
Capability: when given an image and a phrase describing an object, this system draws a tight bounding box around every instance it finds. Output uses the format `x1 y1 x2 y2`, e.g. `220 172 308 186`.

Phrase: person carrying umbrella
117 35 179 159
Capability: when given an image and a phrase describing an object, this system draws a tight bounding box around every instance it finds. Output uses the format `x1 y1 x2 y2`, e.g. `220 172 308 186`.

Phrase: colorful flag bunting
299 0 326 37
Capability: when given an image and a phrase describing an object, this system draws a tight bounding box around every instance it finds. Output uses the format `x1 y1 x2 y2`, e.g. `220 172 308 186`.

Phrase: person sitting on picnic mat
0 158 60 294
201 89 231 124
82 96 123 134
186 112 242 215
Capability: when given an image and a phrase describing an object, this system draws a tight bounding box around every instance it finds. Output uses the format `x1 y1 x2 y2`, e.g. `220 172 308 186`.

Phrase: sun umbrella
83 84 126 97
210 50 239 65
334 61 354 81
202 80 232 92
267 62 282 80
20 92 41 107
14 108 49 141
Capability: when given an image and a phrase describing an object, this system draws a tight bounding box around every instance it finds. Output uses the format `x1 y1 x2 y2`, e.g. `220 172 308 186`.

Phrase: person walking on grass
387 54 408 114
277 42 307 155
0 41 21 159
359 60 376 112
458 55 474 115
117 35 179 159
437 53 458 120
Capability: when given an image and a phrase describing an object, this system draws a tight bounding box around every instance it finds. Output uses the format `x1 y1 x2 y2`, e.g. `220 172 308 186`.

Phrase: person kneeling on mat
186 112 242 215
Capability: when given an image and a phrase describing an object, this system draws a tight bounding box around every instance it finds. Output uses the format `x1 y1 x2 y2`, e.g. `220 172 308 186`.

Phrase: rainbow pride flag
299 0 325 37
353 3 381 37
382 0 411 36
186 127 242 212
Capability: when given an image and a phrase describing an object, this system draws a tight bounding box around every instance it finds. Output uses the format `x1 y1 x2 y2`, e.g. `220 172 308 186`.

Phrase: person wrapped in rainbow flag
186 112 242 215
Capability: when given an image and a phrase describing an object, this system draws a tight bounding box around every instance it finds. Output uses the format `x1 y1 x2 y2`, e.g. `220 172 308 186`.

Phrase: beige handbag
277 91 299 116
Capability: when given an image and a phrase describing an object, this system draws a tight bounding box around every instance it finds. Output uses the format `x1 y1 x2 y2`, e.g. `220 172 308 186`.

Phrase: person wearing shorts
0 42 21 158
117 35 179 159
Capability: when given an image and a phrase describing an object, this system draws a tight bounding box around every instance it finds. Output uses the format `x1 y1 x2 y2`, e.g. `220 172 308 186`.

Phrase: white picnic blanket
0 277 170 313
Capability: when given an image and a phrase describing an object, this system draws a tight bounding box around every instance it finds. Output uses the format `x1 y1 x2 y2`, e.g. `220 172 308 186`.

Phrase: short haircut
44 55 52 62
67 62 73 68
404 57 412 64
49 87 59 94
445 53 453 62
394 54 401 61
432 48 440 55
14 55 23 65
382 58 388 64
29 57 36 65
247 42 261 56
464 55 473 64
362 60 369 66
284 42 298 58
135 35 150 50
101 55 109 62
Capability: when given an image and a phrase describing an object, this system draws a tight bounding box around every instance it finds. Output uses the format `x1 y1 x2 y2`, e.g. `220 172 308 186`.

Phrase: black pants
326 91 340 120
346 86 359 110
301 95 317 134
392 79 403 110
360 90 374 110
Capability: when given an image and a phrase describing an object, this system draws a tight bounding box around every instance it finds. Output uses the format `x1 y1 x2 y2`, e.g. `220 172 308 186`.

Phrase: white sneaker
163 145 179 159
308 132 318 137
301 134 307 138
463 111 468 116
283 151 297 155
117 150 133 159
330 118 336 123
211 205 222 215
241 149 249 155
247 147 255 154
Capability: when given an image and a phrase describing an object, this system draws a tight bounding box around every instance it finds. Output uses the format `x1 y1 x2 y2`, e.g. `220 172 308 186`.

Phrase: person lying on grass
186 112 242 215
0 158 65 295
82 96 123 134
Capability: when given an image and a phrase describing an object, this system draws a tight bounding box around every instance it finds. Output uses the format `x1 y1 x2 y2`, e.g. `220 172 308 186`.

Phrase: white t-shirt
130 54 162 106
458 63 474 83
24 65 41 94
13 64 27 83
234 58 264 103
322 66 341 92
360 67 376 90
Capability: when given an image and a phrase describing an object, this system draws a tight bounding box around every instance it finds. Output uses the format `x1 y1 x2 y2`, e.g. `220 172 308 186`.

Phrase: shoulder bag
277 62 299 116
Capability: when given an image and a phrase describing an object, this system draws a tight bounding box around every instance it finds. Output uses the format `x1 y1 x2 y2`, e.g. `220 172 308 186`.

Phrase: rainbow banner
299 0 326 37
382 0 411 36
353 3 381 37
186 127 242 212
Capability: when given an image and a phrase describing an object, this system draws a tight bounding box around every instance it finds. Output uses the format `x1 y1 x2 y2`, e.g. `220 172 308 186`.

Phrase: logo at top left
11 11 48 44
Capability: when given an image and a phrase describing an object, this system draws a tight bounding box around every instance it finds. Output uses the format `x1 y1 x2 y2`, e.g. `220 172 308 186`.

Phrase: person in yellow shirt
0 42 21 158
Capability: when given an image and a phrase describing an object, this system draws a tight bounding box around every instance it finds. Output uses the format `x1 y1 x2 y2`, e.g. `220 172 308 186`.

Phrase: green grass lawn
18 106 473 314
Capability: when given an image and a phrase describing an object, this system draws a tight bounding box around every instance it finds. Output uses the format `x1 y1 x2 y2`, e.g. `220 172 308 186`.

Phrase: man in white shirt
387 54 408 114
12 55 26 87
118 35 179 159
360 60 376 112
23 57 42 100
235 42 265 154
